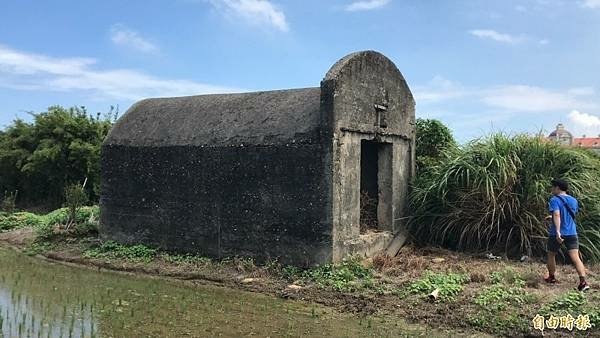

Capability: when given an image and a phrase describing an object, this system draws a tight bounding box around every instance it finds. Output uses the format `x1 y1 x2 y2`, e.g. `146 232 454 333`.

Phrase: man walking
545 178 589 291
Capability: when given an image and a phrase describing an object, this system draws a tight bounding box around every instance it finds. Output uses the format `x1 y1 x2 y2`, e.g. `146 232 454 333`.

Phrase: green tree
0 106 116 209
415 118 457 172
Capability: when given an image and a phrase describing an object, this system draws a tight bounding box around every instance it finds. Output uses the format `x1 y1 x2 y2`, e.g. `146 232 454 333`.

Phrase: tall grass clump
409 134 600 261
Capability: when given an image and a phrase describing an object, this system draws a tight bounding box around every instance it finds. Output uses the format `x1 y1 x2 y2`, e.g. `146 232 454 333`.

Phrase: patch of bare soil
0 227 35 247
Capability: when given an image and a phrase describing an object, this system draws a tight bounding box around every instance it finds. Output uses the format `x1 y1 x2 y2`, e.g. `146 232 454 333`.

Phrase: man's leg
547 251 557 280
567 249 586 277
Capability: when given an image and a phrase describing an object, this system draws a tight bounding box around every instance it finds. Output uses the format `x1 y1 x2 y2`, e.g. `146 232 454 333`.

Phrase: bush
409 134 600 261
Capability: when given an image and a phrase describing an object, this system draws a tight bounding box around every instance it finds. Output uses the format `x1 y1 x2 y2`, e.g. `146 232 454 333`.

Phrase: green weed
162 253 211 265
84 241 157 262
403 271 469 301
303 258 374 292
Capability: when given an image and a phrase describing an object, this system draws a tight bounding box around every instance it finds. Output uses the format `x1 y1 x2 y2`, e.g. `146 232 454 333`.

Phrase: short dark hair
551 178 569 192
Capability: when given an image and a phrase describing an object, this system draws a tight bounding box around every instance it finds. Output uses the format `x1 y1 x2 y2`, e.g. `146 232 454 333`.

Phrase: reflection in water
0 248 430 337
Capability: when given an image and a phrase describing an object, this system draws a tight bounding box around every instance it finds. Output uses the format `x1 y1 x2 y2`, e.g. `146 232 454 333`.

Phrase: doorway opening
360 140 393 234
360 140 379 233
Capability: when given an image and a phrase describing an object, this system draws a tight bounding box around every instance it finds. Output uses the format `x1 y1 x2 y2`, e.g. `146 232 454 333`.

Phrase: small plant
1 190 18 214
0 212 44 232
34 221 56 240
403 271 469 301
475 284 535 311
162 253 211 265
304 258 374 292
84 241 157 262
489 268 526 287
64 182 88 229
541 291 586 315
263 259 302 281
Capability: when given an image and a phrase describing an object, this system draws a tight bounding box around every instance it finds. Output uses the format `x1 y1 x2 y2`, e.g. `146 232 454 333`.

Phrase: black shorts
547 235 579 253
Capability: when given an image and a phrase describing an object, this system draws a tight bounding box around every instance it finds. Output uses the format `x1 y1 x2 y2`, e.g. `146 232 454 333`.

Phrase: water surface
0 248 445 337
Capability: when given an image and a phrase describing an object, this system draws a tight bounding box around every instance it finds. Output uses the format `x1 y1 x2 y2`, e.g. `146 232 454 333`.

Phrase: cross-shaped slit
374 103 388 128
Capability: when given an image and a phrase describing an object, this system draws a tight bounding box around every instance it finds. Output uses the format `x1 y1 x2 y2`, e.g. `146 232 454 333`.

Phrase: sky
1 0 599 142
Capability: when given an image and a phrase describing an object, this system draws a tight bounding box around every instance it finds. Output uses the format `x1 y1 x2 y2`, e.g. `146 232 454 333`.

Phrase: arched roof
104 87 321 147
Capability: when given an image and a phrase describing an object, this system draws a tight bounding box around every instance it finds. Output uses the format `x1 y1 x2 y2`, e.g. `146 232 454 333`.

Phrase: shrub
1 191 18 214
64 182 88 227
409 134 600 261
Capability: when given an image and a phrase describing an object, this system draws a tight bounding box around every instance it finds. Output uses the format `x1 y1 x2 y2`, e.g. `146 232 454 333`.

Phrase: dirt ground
1 229 599 337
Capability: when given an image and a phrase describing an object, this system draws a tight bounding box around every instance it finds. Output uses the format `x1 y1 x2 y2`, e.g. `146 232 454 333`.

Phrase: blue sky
1 0 599 142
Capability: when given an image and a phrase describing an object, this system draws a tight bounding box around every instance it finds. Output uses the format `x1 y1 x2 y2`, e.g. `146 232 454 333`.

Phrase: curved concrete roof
105 87 321 147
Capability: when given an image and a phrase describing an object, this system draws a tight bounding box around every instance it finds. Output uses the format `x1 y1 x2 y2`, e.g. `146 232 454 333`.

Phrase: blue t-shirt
548 194 578 236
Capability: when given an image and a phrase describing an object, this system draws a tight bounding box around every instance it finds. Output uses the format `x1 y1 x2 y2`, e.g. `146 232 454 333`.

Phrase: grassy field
0 208 599 337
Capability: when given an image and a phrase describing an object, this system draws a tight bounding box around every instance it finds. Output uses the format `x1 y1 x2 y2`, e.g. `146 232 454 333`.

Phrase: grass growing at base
83 241 157 262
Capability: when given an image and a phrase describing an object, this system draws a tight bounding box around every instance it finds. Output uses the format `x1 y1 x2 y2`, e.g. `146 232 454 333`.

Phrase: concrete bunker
100 51 415 266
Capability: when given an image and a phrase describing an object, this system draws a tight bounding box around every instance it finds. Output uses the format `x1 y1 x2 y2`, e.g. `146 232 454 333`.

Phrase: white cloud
345 0 391 11
538 39 550 45
469 29 524 44
580 0 600 9
568 110 600 137
415 76 598 113
569 110 600 127
210 0 289 32
413 76 473 102
515 5 528 12
480 85 598 112
110 24 158 53
568 87 596 96
0 44 241 101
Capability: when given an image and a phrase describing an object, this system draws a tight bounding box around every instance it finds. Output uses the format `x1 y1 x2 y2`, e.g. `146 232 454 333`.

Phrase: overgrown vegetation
409 134 600 261
0 106 116 209
402 271 468 301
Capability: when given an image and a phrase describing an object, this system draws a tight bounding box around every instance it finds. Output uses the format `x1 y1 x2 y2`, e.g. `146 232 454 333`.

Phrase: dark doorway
360 140 379 233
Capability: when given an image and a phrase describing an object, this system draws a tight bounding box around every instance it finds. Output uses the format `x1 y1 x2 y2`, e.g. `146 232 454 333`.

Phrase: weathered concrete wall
100 143 333 267
322 51 416 261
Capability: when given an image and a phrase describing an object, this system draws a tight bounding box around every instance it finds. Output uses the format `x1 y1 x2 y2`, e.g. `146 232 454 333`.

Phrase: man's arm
553 210 563 243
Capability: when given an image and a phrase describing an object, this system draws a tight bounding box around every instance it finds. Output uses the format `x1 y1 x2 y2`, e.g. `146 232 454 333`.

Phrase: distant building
547 124 600 154
547 123 574 145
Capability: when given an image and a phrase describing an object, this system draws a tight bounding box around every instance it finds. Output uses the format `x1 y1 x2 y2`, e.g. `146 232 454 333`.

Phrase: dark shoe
544 275 558 284
578 282 590 292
